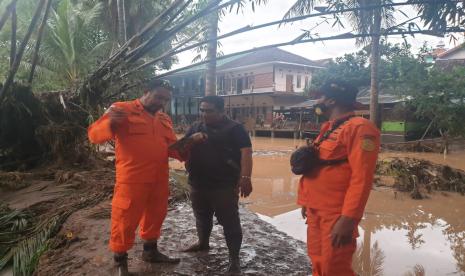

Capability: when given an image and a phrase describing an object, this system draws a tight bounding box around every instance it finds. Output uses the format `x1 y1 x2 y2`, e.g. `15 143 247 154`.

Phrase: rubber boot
141 241 180 264
114 253 130 276
226 256 241 275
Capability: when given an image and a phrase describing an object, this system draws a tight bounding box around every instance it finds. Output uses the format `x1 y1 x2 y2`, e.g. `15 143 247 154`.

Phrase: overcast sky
173 0 463 69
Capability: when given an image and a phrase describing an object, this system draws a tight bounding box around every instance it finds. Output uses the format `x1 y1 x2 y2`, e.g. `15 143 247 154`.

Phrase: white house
165 47 325 124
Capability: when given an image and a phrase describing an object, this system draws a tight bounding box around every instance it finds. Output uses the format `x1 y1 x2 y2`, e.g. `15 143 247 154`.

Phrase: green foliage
285 0 396 45
406 66 465 137
310 40 427 90
37 0 109 90
311 48 370 89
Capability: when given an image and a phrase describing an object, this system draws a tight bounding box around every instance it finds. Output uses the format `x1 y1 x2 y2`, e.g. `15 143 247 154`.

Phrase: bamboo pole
117 0 127 44
0 0 46 100
0 0 17 33
9 1 16 68
145 27 465 82
28 0 53 85
90 0 186 79
122 0 455 76
121 27 206 78
124 0 224 63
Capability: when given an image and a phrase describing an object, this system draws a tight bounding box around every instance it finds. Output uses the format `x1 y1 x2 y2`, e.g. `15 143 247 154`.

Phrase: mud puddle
36 201 310 276
246 137 465 276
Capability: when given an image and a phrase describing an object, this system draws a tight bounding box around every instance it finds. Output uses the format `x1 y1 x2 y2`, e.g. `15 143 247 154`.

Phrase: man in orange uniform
298 80 380 276
88 80 197 275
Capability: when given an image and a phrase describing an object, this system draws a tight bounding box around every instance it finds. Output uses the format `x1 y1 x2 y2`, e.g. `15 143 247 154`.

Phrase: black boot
114 253 130 276
142 241 180 264
226 256 241 275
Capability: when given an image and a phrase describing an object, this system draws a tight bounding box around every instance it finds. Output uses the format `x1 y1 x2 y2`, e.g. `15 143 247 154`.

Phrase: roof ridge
437 42 465 59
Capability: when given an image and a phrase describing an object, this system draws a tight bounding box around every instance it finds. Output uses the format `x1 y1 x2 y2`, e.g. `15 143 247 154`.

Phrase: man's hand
331 215 356 248
301 206 307 219
238 177 252 198
190 132 208 144
108 106 127 131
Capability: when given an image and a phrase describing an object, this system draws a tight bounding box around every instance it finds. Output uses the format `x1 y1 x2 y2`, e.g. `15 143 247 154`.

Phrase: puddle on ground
171 137 465 275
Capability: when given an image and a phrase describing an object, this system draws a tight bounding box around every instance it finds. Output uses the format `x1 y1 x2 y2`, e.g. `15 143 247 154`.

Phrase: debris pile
377 157 465 199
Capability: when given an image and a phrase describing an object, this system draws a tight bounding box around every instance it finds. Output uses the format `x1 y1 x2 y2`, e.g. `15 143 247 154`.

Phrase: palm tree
284 0 395 126
36 0 110 90
205 0 218 96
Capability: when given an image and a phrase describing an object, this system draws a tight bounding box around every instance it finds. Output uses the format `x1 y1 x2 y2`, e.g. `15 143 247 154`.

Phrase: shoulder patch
361 137 376 152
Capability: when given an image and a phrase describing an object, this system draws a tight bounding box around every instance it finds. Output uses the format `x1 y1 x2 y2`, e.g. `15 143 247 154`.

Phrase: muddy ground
35 200 311 276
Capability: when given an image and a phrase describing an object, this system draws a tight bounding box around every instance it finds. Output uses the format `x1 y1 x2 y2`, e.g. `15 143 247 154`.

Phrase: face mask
314 103 328 116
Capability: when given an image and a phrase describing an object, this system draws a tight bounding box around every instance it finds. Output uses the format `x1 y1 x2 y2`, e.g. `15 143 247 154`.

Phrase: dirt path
36 201 311 276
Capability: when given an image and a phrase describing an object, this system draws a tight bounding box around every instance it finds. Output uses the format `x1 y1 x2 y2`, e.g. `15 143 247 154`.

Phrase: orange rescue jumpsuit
88 99 180 253
297 113 380 276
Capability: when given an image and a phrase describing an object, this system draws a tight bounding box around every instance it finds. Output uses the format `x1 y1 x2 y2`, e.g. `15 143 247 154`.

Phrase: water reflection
247 137 465 276
170 137 465 275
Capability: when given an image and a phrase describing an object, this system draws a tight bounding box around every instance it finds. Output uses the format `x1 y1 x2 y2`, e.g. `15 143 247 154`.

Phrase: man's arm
88 105 127 144
167 123 207 161
232 124 253 198
238 147 253 197
88 113 113 144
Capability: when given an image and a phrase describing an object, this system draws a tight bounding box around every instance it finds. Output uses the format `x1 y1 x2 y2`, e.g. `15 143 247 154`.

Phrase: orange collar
134 99 145 111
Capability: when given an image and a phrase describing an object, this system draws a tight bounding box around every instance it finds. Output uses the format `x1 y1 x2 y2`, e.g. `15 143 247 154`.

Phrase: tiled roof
437 42 465 59
170 47 323 76
218 47 323 70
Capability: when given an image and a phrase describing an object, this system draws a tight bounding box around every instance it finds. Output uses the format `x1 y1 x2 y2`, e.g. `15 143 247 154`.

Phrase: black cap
315 80 358 104
145 79 173 91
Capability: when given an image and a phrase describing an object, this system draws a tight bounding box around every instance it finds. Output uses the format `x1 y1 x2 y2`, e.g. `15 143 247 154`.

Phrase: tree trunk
0 0 17 32
205 3 218 96
9 1 16 68
28 0 53 85
0 0 46 100
117 0 127 45
369 8 382 127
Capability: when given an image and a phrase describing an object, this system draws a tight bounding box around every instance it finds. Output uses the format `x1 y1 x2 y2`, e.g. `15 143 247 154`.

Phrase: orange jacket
88 99 179 183
297 113 380 220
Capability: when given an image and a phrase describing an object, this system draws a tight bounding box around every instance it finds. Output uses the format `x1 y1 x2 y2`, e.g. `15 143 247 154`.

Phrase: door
286 75 293 92
237 78 243 94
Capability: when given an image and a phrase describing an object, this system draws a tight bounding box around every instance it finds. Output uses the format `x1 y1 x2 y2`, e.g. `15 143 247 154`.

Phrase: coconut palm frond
283 0 317 20
12 214 64 276
0 206 35 271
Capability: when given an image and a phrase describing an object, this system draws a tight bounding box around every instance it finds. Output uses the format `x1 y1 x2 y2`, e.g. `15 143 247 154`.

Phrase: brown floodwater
170 137 465 275
249 137 465 276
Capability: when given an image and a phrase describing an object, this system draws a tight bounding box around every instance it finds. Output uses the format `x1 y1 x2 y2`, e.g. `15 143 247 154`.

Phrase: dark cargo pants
190 186 243 258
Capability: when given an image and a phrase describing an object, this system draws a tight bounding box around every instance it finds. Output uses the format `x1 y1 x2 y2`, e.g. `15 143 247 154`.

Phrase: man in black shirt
183 96 253 274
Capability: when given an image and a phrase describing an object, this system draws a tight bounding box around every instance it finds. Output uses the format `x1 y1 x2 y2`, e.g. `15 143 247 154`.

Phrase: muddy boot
182 241 210 252
142 241 180 264
114 253 130 276
226 256 241 275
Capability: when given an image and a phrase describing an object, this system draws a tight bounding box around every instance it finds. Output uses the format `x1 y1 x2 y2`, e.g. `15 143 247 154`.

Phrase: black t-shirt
185 117 252 189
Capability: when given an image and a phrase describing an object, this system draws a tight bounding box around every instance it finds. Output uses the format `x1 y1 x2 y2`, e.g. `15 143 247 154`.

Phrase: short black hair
200 96 224 111
145 79 173 91
318 79 358 104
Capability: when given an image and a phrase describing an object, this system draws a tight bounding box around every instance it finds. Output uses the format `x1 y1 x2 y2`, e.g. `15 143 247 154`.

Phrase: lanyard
314 115 354 147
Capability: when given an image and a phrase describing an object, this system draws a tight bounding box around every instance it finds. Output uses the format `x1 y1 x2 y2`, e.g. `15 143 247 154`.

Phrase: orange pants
109 182 169 253
306 208 358 276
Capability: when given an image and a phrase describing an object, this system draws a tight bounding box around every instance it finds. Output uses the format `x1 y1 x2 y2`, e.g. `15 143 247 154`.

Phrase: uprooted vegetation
0 165 190 275
376 157 465 199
